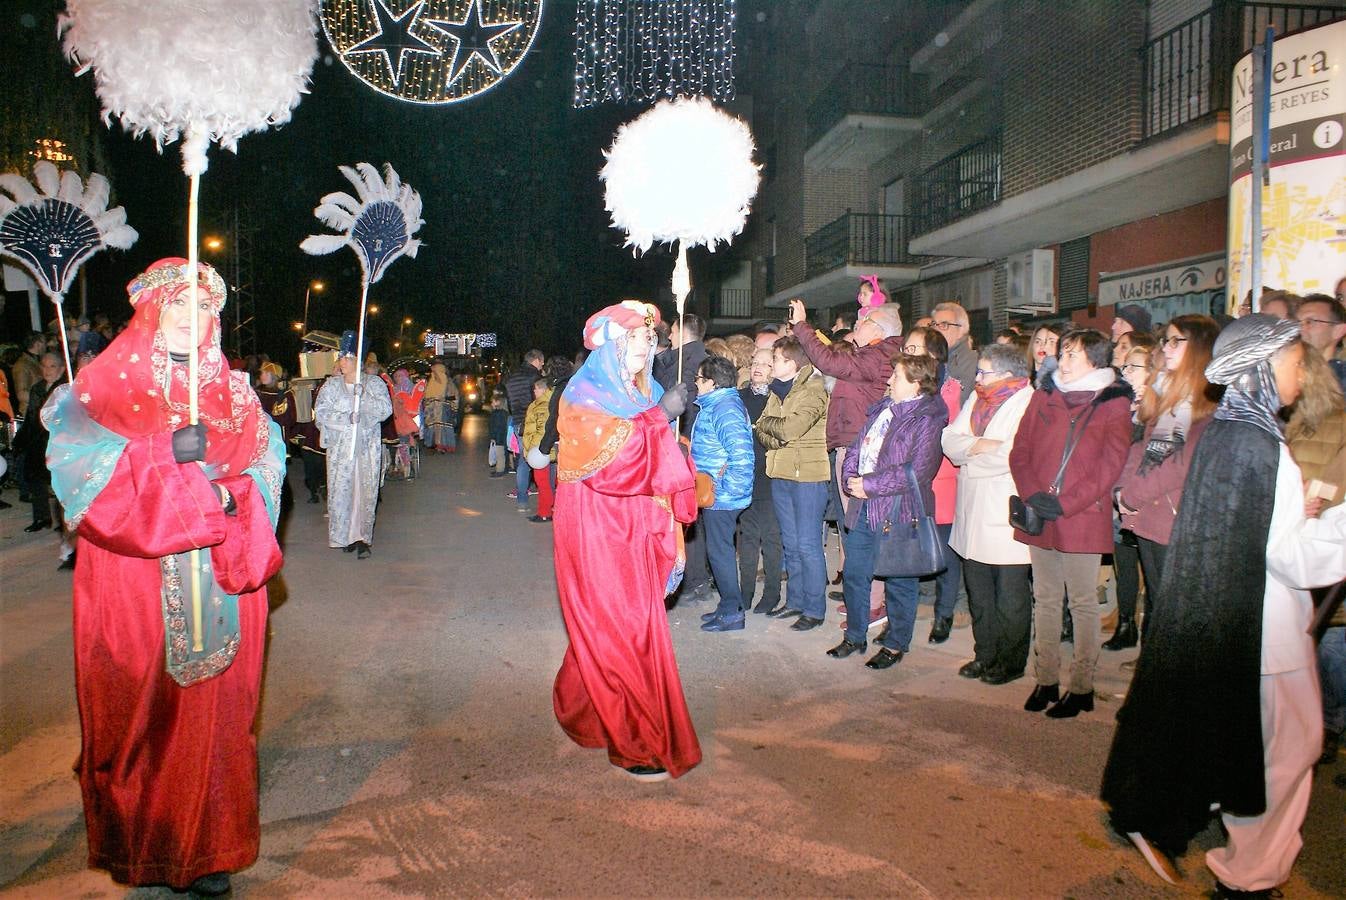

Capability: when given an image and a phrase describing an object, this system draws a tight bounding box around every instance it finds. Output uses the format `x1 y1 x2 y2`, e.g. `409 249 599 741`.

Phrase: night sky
3 2 745 362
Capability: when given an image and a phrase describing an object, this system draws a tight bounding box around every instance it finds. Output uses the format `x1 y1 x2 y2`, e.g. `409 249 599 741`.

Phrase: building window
1058 236 1091 311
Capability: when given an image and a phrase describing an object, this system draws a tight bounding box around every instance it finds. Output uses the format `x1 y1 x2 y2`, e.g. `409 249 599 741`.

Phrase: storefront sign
1228 19 1346 311
1099 253 1226 306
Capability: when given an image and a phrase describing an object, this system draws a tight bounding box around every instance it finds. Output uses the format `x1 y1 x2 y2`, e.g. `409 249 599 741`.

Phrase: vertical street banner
1227 19 1346 312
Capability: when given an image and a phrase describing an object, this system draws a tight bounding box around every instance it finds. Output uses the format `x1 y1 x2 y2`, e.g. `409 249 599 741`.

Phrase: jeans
1135 537 1167 640
1114 536 1141 620
1320 624 1346 735
841 505 919 648
771 479 830 620
515 458 532 508
737 496 782 610
963 558 1031 673
933 522 963 619
704 508 745 617
1029 547 1103 693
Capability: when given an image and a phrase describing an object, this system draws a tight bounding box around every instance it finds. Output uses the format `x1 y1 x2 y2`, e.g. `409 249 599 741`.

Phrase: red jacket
1115 415 1211 546
933 374 961 524
1009 378 1134 554
794 322 904 450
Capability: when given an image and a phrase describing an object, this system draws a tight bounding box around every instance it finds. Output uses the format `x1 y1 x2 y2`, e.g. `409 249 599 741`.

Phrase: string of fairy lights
573 0 737 108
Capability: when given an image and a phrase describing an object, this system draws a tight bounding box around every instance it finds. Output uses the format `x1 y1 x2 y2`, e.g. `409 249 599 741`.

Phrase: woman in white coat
942 343 1035 685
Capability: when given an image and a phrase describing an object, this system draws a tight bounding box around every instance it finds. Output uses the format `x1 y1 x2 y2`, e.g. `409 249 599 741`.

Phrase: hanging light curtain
574 0 737 108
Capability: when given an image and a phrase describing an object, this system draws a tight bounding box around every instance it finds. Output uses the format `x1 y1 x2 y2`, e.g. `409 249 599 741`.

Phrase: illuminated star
425 0 522 86
347 0 441 88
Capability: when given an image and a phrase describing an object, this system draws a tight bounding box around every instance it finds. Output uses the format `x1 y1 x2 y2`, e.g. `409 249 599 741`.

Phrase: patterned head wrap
1206 314 1302 439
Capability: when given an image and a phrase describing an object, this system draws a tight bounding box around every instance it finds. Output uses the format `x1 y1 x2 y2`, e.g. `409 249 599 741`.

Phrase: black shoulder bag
1009 404 1096 536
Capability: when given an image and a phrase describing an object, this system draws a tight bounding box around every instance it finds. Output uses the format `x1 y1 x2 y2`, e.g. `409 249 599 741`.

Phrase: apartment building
719 0 1345 339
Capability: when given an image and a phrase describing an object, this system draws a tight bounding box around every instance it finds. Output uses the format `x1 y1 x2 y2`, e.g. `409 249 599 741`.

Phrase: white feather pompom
60 0 320 175
602 97 760 254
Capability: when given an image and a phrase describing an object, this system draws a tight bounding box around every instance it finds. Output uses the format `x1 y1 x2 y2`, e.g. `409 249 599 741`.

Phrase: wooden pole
187 169 204 653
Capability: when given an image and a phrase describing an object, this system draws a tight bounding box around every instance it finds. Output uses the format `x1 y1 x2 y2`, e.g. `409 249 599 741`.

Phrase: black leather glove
1026 492 1063 520
658 384 688 421
171 423 207 464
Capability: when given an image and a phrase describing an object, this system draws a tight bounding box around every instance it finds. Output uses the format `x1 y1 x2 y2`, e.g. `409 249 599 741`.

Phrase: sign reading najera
1227 19 1346 312
1099 253 1226 306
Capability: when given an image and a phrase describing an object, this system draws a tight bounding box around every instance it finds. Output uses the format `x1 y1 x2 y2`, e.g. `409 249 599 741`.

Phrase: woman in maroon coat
1009 328 1133 718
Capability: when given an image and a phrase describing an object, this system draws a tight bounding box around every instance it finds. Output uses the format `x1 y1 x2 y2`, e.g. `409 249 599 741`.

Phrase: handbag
1009 404 1097 536
873 463 946 578
695 462 727 508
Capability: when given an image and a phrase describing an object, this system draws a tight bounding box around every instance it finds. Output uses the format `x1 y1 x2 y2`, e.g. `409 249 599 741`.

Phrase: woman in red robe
43 258 284 896
552 301 700 781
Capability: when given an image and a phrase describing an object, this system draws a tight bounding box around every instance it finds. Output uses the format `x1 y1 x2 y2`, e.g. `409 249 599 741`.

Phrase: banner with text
1227 18 1346 312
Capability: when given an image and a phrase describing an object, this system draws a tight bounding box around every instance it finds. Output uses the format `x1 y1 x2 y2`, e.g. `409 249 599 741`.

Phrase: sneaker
528 486 539 495
616 763 670 783
506 490 519 499
528 514 552 523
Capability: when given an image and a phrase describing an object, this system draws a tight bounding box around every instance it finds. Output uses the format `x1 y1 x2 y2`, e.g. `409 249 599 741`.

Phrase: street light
301 279 325 336
403 316 412 326
368 305 380 315
203 235 224 252
292 322 303 332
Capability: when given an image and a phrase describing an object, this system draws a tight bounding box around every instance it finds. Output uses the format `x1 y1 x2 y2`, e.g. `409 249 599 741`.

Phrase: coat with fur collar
1008 374 1134 554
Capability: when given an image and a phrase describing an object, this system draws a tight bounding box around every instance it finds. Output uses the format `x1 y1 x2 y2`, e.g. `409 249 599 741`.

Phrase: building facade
716 0 1345 339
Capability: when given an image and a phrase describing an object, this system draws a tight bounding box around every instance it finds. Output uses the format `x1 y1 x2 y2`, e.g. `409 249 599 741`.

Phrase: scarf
71 258 267 479
1137 372 1195 474
1206 314 1301 440
1052 366 1116 394
749 382 769 396
971 376 1029 436
558 322 662 481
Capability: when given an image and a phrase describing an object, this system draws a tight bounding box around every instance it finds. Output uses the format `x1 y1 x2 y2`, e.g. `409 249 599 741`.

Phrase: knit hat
1115 304 1152 334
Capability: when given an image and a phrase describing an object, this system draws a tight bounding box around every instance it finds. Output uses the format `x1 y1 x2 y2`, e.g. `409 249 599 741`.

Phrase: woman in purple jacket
831 352 949 670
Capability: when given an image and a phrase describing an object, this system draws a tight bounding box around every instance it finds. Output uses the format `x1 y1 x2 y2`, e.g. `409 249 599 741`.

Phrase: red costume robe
71 433 280 886
552 408 701 776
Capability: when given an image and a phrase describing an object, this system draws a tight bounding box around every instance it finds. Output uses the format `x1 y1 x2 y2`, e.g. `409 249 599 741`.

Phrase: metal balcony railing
711 287 752 318
1142 1 1346 139
914 136 1002 234
806 63 927 147
804 213 926 281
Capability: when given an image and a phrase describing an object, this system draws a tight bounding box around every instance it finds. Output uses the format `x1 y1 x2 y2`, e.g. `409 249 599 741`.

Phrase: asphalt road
1 413 1343 898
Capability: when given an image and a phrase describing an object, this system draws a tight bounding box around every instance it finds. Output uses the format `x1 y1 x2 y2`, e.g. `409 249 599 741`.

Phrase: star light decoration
320 0 544 104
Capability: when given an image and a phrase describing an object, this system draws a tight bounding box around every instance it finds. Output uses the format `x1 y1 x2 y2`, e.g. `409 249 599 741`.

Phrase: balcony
804 64 926 169
915 136 1002 234
1143 1 1346 140
908 1 1346 260
767 213 925 308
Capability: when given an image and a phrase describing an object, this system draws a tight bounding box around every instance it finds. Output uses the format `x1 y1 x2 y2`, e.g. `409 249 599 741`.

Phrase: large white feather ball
61 0 320 175
602 97 760 254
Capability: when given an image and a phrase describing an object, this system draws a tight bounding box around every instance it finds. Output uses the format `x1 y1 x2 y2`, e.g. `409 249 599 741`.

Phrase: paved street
2 414 1343 898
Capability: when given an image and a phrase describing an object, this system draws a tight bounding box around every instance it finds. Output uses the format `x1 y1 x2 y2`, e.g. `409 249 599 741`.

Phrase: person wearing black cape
1100 315 1346 896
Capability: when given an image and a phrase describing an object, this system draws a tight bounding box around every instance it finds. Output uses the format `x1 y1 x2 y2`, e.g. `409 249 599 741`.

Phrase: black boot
1102 616 1138 651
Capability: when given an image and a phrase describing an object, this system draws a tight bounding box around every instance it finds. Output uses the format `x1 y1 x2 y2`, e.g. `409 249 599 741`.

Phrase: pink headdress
857 275 887 317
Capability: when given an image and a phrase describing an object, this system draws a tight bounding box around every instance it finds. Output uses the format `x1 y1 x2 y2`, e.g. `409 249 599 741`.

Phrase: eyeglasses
974 368 1001 378
1299 317 1340 328
902 344 924 354
932 319 964 331
1120 363 1150 374
1160 336 1188 349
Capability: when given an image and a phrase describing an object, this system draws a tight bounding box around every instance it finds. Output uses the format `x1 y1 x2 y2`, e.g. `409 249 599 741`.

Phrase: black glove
171 423 207 464
1025 492 1063 520
658 384 688 421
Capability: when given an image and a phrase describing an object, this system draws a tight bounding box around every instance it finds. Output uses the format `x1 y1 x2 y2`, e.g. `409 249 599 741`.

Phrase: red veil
72 258 268 477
